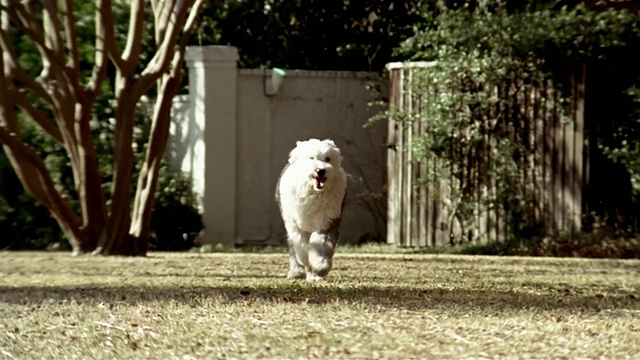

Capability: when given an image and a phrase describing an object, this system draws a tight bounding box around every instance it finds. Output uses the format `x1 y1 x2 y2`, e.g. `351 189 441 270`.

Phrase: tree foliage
575 0 640 232
193 0 429 72
581 0 640 17
0 0 205 255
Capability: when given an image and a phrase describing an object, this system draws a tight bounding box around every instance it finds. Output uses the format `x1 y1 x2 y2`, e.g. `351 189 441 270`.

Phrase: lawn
1 251 639 359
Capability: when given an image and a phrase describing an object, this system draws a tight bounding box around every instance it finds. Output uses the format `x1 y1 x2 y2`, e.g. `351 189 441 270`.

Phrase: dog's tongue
315 177 326 189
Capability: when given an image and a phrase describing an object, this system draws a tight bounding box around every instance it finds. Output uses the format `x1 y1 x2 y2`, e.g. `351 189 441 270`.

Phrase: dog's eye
325 157 331 163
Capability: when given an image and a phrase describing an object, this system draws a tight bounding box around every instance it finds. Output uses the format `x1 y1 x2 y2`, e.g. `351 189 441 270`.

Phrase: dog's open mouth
314 176 327 190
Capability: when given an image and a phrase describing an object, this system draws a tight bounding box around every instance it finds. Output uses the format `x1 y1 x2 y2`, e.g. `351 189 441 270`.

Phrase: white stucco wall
169 46 388 246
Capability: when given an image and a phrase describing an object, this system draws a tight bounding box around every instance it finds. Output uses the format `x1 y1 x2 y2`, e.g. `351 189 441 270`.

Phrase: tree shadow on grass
1 282 637 313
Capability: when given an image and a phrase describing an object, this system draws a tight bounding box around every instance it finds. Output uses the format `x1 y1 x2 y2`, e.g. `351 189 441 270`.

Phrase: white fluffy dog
275 138 347 281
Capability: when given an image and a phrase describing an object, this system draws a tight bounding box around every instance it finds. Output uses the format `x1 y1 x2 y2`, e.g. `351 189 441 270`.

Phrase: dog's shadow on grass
1 281 637 313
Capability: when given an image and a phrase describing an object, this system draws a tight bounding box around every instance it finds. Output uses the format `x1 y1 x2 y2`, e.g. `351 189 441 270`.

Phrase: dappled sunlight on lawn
0 252 638 359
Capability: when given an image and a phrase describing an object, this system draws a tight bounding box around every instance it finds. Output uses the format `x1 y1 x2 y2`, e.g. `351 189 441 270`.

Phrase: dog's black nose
316 169 326 178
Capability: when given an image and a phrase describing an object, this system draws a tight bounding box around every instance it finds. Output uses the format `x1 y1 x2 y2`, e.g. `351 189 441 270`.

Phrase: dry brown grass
1 251 639 359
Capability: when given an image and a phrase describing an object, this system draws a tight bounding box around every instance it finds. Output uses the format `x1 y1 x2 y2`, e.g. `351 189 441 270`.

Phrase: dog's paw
305 273 327 282
287 268 307 280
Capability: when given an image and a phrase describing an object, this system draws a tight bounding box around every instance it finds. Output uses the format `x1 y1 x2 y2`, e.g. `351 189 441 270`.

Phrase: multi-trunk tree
0 0 205 255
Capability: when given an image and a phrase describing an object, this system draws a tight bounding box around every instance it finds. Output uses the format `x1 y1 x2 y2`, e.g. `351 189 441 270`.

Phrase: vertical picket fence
386 61 587 247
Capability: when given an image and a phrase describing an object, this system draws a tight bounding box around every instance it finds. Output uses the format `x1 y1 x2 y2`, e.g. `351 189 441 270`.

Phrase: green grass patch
1 251 639 359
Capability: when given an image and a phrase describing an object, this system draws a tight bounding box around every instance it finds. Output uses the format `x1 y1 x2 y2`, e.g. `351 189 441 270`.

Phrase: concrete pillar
185 45 239 245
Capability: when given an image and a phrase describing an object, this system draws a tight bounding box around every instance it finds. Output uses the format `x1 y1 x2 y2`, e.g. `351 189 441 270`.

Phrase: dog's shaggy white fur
275 138 347 281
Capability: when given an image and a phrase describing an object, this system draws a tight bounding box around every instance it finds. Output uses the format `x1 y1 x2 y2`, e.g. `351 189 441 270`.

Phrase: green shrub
372 0 640 243
0 150 66 250
457 231 640 259
149 164 204 251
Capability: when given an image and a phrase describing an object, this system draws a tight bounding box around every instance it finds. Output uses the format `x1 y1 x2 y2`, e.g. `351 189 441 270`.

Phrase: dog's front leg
286 228 309 279
306 217 340 281
307 231 337 281
287 246 307 279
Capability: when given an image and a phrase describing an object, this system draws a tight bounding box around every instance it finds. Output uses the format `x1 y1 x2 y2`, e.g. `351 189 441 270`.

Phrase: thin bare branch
86 0 110 101
11 1 39 32
42 0 65 59
143 0 191 76
8 2 79 99
62 0 80 84
100 0 125 71
121 0 146 74
134 0 195 100
0 127 81 241
13 89 64 143
0 5 56 106
0 128 50 206
152 0 175 43
182 0 206 45
13 4 56 78
0 15 15 131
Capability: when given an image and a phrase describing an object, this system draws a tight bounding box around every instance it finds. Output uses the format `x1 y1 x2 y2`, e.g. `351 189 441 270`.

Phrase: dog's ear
288 141 305 164
324 139 343 161
288 147 299 164
322 139 337 148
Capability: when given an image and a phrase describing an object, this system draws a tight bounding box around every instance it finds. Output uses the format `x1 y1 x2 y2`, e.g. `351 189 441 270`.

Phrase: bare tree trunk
92 0 205 255
76 104 108 252
95 98 137 254
0 1 84 252
0 0 204 256
131 1 203 245
130 79 178 244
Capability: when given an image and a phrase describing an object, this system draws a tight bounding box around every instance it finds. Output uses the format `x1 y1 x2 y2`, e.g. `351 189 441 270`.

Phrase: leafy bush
150 164 204 251
457 231 640 259
602 86 640 200
597 84 640 232
372 0 640 242
0 150 66 250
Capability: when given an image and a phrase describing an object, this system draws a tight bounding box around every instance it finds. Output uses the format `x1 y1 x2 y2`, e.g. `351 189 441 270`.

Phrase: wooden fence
386 61 587 247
